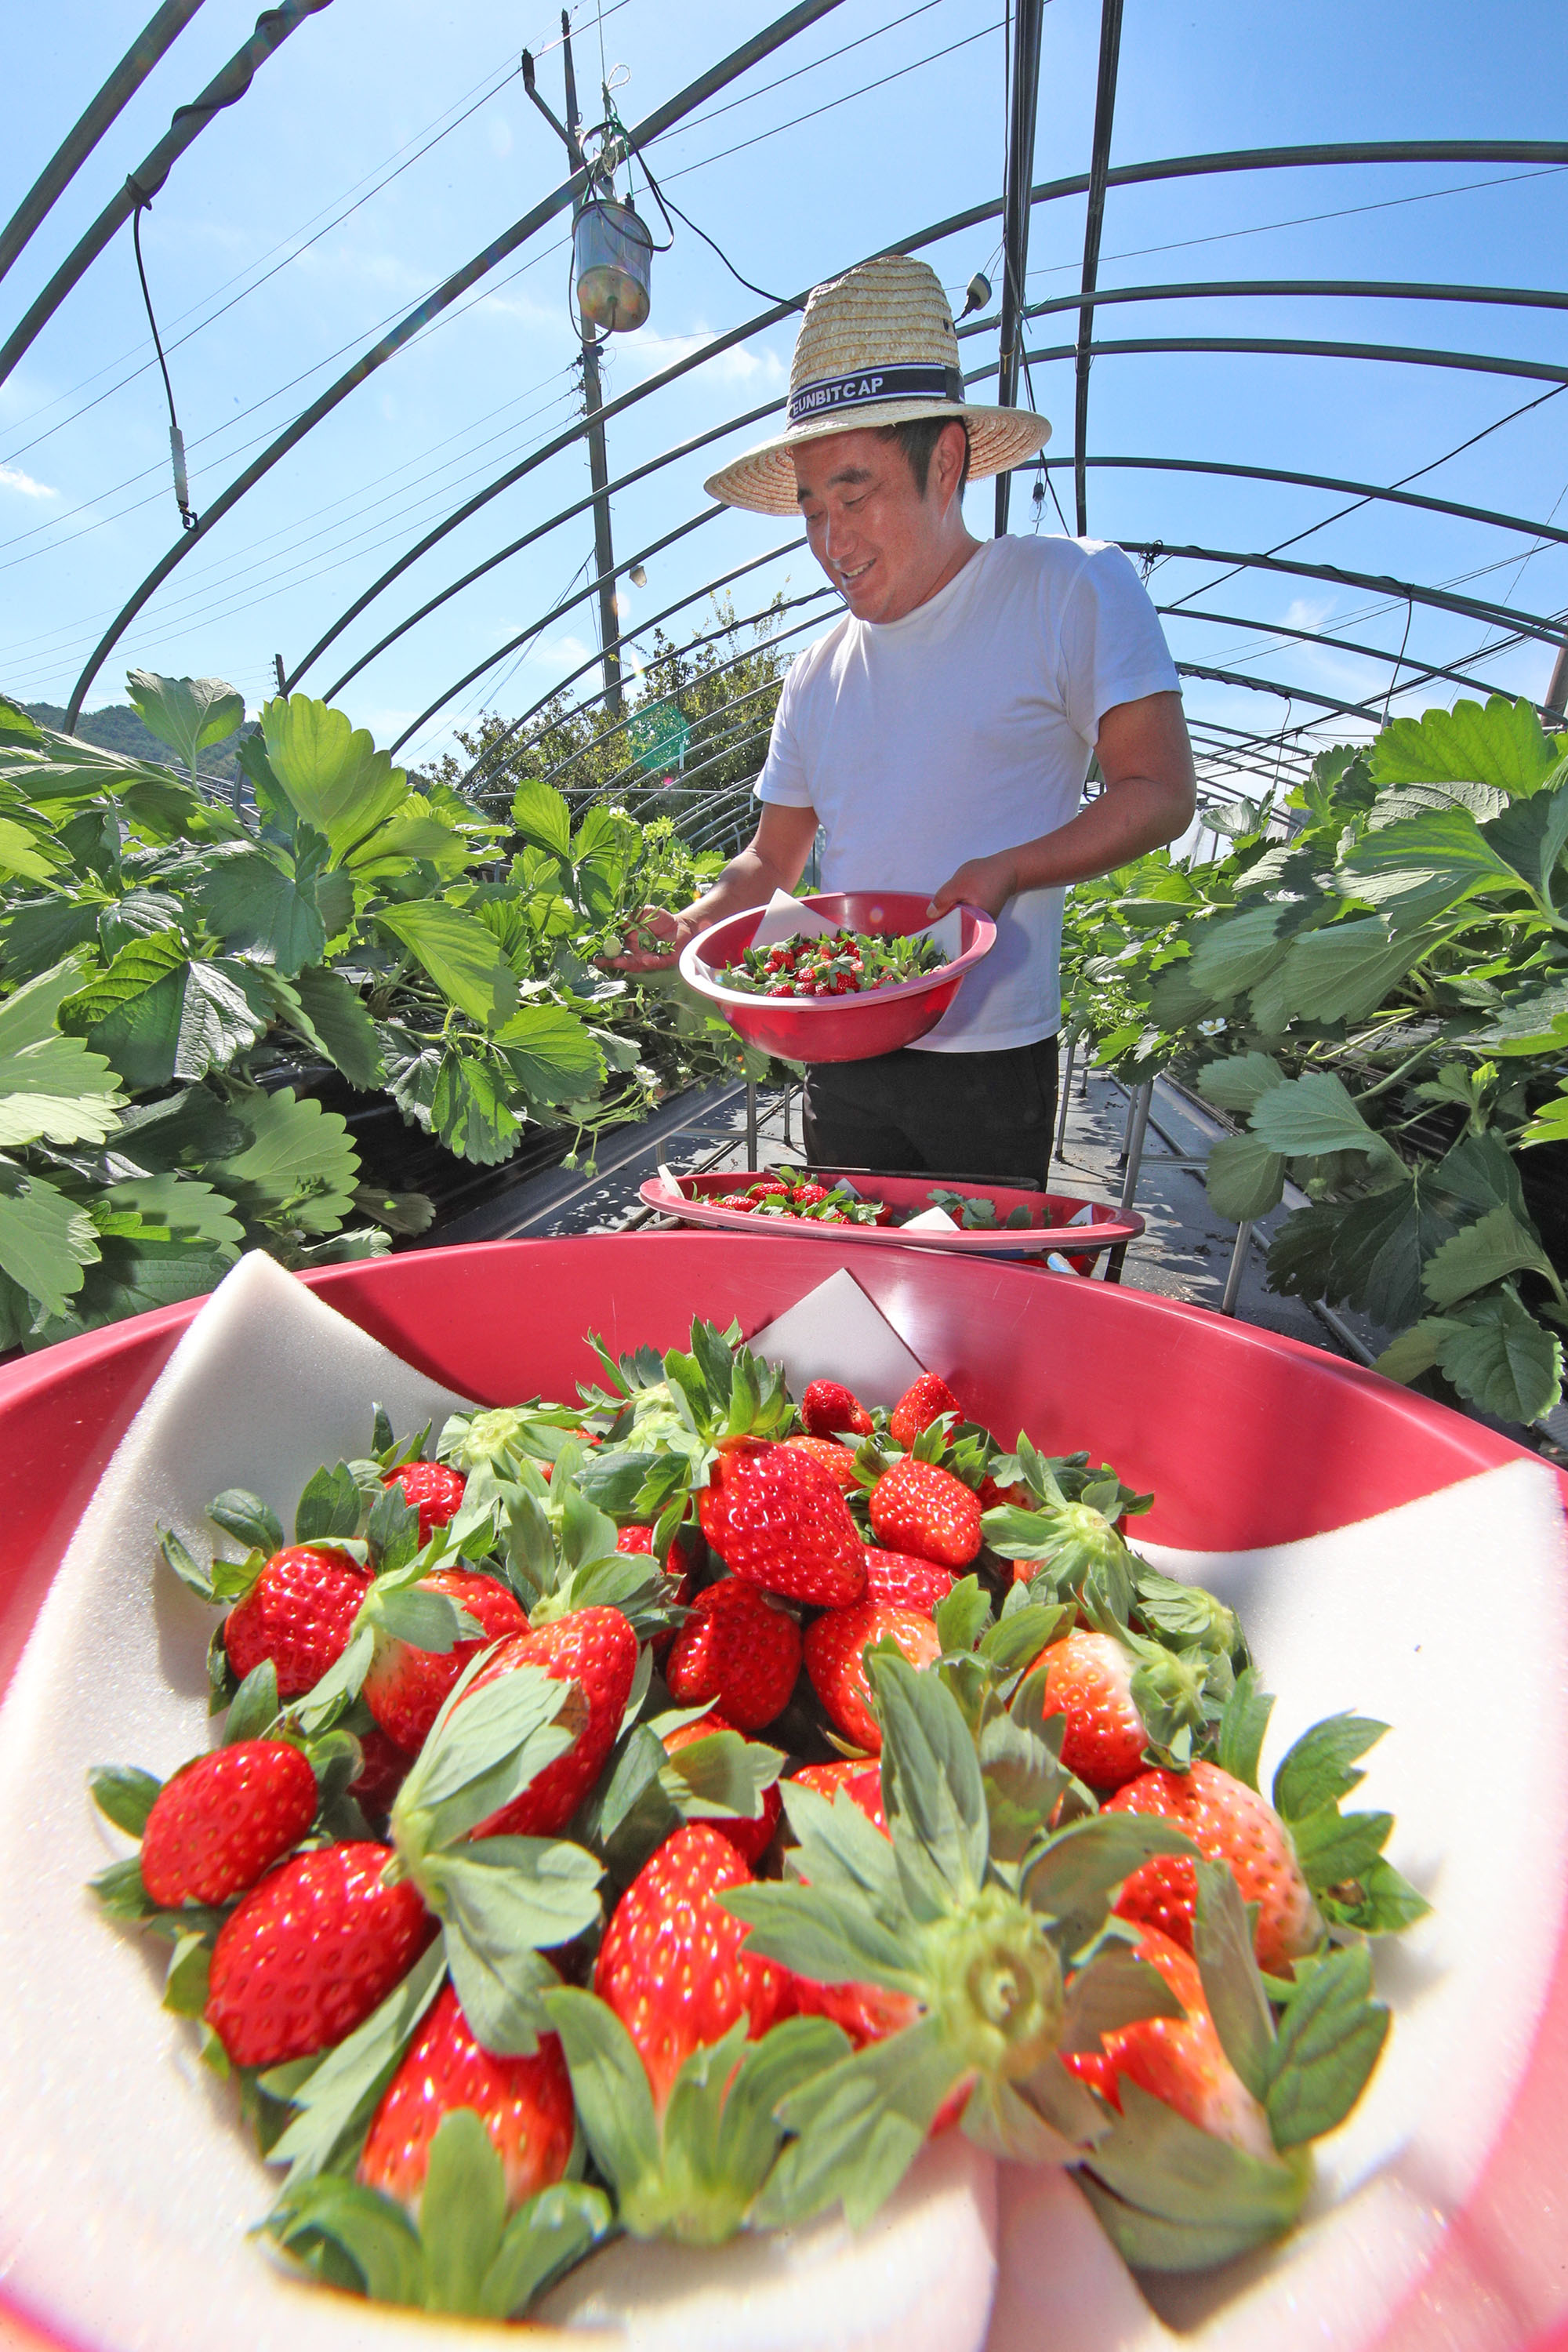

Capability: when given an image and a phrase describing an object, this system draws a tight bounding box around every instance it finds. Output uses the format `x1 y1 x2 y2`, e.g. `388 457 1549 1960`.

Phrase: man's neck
879 526 982 623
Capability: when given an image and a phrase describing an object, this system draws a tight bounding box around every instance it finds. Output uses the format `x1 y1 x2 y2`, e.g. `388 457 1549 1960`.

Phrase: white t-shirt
755 532 1180 1051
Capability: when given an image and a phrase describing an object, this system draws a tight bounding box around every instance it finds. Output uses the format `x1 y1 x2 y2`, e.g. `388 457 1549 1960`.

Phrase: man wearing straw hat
612 252 1194 1181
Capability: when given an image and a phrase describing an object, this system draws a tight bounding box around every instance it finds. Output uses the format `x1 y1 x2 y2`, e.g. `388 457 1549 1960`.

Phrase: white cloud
0 466 57 499
618 327 786 390
489 117 513 158
524 633 593 668
1282 597 1336 634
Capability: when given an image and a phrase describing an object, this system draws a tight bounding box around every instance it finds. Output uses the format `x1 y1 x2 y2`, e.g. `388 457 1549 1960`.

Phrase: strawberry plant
1061 695 1568 1428
0 675 742 1349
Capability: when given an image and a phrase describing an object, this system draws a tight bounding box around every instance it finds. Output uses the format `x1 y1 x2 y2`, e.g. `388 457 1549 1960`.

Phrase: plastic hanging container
574 198 653 331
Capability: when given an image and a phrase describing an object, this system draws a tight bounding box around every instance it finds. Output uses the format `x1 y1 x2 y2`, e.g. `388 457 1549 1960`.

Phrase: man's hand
928 849 1020 920
601 906 699 973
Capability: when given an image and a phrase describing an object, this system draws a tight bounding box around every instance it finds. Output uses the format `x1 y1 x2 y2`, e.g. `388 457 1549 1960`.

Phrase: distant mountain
21 699 252 784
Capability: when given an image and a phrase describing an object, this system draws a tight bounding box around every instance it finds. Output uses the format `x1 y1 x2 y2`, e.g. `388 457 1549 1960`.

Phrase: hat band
787 361 965 427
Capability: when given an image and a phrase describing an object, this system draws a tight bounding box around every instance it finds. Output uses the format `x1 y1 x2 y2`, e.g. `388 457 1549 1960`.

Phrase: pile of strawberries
728 926 943 999
709 1171 894 1227
90 1327 1426 2321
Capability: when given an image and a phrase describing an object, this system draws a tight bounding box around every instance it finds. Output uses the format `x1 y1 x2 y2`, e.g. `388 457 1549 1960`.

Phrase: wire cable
129 197 197 532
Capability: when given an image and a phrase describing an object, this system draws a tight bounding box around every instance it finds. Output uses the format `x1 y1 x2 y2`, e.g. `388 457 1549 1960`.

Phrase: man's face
792 425 961 623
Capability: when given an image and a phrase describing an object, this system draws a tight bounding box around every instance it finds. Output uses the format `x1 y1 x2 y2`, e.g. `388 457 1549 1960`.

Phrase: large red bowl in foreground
678 890 996 1061
1 1237 1566 2352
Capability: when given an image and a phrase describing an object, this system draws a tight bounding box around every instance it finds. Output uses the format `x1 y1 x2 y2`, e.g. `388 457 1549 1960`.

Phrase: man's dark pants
801 1035 1060 1185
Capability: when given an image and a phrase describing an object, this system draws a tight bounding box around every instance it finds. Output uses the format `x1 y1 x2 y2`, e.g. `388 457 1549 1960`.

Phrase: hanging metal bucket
573 198 653 332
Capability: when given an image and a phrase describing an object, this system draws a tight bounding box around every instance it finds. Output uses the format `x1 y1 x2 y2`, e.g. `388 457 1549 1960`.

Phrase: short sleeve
754 657 815 807
1058 543 1181 747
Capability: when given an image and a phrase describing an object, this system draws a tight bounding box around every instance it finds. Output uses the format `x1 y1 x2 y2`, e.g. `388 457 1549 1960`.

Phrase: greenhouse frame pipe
993 0 1046 535
1160 606 1520 706
1174 662 1384 721
1033 453 1568 549
1008 335 1568 393
289 143 1568 698
1014 276 1568 323
312 398 782 698
1112 541 1567 645
0 0 334 392
541 676 786 804
61 0 847 726
396 530 809 757
1073 0 1126 536
0 0 208 287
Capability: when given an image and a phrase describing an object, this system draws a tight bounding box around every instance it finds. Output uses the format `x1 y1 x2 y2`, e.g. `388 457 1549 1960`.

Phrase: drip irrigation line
129 202 197 531
0 0 208 286
64 0 849 728
0 0 337 397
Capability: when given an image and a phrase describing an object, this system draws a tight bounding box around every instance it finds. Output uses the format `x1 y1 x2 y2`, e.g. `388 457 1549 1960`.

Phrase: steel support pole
579 337 622 718
1073 0 1125 536
746 1083 759 1167
1220 1222 1253 1316
994 0 1045 536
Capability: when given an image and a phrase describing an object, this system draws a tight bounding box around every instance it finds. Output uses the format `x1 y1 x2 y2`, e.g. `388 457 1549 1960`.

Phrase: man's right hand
601 906 698 973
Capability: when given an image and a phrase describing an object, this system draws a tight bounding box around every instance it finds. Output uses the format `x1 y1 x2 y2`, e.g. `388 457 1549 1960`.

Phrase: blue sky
3 0 1564 790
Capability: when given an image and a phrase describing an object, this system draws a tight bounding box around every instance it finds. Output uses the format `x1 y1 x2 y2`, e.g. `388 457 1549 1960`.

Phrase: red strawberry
349 1725 413 1822
785 1762 913 2046
466 1607 639 1838
593 1823 795 2109
1036 1630 1149 1791
140 1739 318 1907
662 1715 782 1865
800 1379 873 1441
358 1979 575 2213
749 1178 790 1200
700 1444 866 1608
1062 1922 1272 2158
868 1457 982 1568
381 1461 466 1545
804 1601 942 1754
790 1757 887 1835
862 1546 954 1617
791 1183 832 1207
224 1545 373 1700
615 1526 655 1555
888 1373 962 1451
978 1473 1032 1512
782 1433 862 1491
665 1577 801 1732
204 1841 435 2068
1106 1760 1323 1973
361 1570 529 1754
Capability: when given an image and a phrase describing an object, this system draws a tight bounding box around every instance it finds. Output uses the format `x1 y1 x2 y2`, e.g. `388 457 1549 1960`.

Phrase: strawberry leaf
157 1522 214 1599
753 2016 964 2228
934 1575 991 1657
87 1762 162 1837
1272 1713 1387 1820
292 1625 375 1733
162 1931 212 2018
268 2175 426 2304
978 1686 1073 1864
364 1483 422 1575
420 2109 508 2313
1192 1858 1276 2100
1022 1815 1197 1952
264 1940 447 2188
1076 2082 1308 2269
1059 1944 1186 2054
224 1658 280 1743
1319 1853 1430 1936
392 1657 583 1849
978 1601 1068 1673
1288 1803 1396 1896
724 1876 919 1998
295 1462 363 1545
870 1652 988 1918
1264 1944 1389 2147
367 1585 482 1652
543 1984 662 2201
475 2183 611 2321
575 1450 662 1513
1216 1668 1273 1791
659 1729 782 1822
206 1488 284 1556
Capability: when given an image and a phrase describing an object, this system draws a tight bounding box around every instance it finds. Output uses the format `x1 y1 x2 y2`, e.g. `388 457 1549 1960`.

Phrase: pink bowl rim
677 891 998 1014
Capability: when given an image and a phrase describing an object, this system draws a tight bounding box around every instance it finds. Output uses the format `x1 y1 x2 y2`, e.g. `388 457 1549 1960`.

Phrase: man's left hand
928 850 1020 920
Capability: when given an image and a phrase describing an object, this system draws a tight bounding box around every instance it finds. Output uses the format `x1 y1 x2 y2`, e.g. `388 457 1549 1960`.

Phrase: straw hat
704 252 1051 516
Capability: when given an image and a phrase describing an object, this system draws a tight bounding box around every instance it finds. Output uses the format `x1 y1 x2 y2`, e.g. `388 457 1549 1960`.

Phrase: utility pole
994 0 1045 538
524 14 622 717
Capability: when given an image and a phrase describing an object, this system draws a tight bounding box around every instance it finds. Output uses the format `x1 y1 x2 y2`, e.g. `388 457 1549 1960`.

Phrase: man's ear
933 419 968 510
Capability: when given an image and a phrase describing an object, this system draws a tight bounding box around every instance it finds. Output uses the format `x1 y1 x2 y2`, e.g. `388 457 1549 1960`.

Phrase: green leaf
724 1876 920 1998
1194 1052 1283 1115
1249 1071 1380 1157
208 1488 285 1555
757 2016 964 2229
423 1839 603 2015
60 928 188 1089
88 1762 162 1836
1374 1319 1445 1385
162 1929 212 2017
1471 978 1568 1057
1421 1203 1555 1310
220 1087 361 1235
1371 695 1559 797
1077 2082 1306 2270
1022 1815 1196 1951
0 815 62 883
28 1235 236 1345
1523 1091 1568 1147
1430 1288 1563 1423
0 959 124 1146
871 1653 989 1918
419 2109 508 2314
269 2175 426 2304
493 1003 607 1106
1337 806 1526 928
225 1658 281 1743
267 1940 447 2187
126 670 244 773
1192 1858 1275 2100
933 1574 992 1657
394 1660 583 1850
261 695 411 864
1215 1669 1272 1792
93 1174 244 1248
1265 1944 1389 2147
283 966 384 1089
195 851 327 976
661 1728 780 1823
1264 918 1428 1025
1059 1944 1186 2054
0 1159 98 1318
1186 904 1291 1001
430 1048 521 1166
295 1461 362 1544
542 1984 661 2198
1203 1131 1285 1222
377 901 518 1030
477 2183 612 2320
510 778 574 862
1272 1713 1386 1821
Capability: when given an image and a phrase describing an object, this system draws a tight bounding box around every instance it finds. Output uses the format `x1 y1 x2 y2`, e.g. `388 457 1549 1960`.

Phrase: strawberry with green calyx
658 1713 785 1864
982 1463 1140 1613
461 1608 641 1844
781 1432 863 1490
888 1373 962 1452
869 1453 982 1569
267 2111 610 2319
1074 1859 1390 2270
435 1397 595 1481
495 1456 680 1639
1108 1759 1323 1976
805 1602 942 1752
1061 1600 1237 1777
1062 1920 1274 2158
546 1991 847 2245
139 1738 319 1907
722 1653 1196 2228
362 1569 530 1753
801 1378 873 1440
381 1461 466 1545
577 1318 796 1531
703 1443 867 1608
666 1575 802 1731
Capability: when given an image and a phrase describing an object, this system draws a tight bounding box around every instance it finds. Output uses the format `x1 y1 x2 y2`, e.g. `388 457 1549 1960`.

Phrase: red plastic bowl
678 890 996 1062
638 1170 1144 1261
